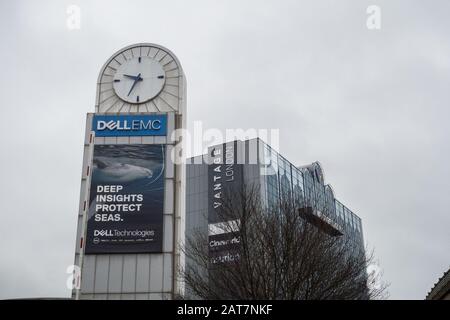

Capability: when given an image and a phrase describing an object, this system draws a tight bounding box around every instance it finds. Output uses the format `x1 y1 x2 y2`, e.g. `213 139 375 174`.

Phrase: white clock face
112 56 166 104
97 44 182 113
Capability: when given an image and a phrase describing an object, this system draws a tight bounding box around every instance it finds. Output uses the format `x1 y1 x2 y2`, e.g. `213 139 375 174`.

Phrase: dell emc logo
92 115 167 136
96 119 161 131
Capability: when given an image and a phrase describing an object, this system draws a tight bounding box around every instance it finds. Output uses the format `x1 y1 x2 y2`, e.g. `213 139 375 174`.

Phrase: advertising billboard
85 144 166 254
92 114 167 137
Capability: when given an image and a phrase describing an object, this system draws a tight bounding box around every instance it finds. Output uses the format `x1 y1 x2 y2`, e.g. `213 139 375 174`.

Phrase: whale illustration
93 158 153 183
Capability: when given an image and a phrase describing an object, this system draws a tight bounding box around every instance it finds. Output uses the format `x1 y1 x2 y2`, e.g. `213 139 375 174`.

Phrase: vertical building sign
207 142 243 263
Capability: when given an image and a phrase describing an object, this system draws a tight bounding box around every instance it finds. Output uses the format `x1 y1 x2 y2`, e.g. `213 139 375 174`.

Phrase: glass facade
261 143 280 210
185 139 366 299
257 139 364 250
185 138 365 265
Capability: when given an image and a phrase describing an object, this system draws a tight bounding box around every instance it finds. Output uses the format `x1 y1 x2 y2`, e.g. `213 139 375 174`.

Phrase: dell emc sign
92 115 167 137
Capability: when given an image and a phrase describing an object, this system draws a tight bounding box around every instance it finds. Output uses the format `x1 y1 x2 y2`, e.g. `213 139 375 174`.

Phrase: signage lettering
92 115 166 137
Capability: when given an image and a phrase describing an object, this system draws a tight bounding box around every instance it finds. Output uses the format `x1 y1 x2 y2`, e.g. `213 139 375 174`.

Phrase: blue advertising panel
85 144 165 254
92 114 167 137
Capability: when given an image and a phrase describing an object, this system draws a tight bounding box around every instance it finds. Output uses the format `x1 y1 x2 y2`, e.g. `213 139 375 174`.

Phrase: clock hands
124 74 140 81
120 71 165 99
125 74 164 80
126 73 143 96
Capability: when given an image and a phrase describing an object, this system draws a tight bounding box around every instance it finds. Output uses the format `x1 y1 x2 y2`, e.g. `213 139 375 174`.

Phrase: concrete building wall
184 156 208 299
186 156 209 237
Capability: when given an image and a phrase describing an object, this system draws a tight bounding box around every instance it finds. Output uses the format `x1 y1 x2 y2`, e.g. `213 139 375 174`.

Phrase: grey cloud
0 0 448 299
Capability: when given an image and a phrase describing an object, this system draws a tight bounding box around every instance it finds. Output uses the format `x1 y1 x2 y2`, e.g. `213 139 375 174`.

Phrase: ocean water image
85 144 166 254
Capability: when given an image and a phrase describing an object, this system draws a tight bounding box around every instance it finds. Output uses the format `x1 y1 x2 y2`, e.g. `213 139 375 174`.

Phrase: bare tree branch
180 184 389 300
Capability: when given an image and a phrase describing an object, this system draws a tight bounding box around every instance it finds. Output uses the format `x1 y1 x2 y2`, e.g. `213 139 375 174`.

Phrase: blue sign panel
92 114 167 137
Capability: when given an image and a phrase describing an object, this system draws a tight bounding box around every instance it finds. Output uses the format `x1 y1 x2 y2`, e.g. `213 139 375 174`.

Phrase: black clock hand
127 73 142 96
124 74 139 80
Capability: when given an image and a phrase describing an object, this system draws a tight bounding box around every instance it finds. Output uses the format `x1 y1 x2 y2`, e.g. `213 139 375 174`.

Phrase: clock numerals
138 57 141 63
136 96 140 103
114 79 120 82
157 75 164 79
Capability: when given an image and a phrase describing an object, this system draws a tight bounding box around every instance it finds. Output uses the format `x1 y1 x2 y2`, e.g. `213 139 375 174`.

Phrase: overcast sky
0 0 449 300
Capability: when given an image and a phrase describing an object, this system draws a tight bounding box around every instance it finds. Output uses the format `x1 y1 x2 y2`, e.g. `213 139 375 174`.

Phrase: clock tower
73 43 186 300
